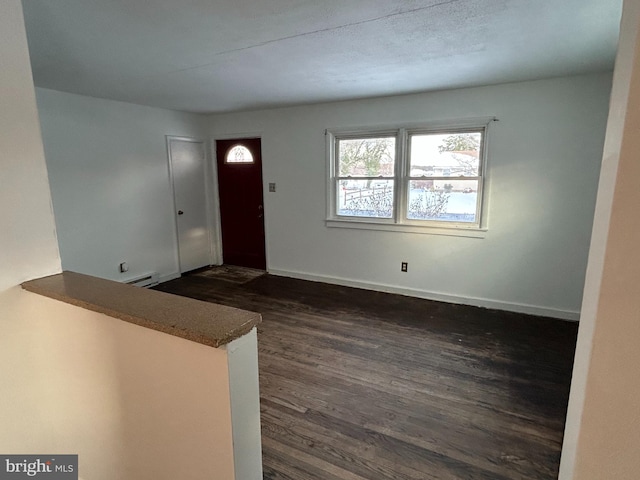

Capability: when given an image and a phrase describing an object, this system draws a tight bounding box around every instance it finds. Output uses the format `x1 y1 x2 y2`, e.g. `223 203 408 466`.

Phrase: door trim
211 135 269 270
166 135 213 274
209 137 223 266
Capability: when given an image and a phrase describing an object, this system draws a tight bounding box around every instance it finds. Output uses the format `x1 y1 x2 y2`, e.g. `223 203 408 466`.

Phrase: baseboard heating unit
125 272 159 288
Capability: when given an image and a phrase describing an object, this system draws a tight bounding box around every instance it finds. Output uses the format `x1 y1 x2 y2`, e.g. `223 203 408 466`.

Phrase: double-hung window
327 121 489 234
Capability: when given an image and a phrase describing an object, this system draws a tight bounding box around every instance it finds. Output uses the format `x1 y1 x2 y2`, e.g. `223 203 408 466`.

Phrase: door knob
178 210 184 215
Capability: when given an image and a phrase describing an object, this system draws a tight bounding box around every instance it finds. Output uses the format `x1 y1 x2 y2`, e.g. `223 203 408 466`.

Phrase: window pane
337 179 394 218
410 132 481 177
226 145 254 163
407 179 478 222
338 137 395 177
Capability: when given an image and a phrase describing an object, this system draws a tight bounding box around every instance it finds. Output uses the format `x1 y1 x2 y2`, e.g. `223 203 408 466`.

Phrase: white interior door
167 136 210 273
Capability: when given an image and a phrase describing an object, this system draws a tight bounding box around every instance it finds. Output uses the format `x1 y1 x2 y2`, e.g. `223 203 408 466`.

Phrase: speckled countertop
21 271 261 348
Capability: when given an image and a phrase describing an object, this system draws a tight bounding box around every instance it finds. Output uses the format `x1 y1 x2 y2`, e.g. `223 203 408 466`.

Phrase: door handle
178 210 184 215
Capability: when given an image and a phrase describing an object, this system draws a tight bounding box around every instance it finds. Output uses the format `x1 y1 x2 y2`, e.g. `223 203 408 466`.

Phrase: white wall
209 73 612 319
560 0 640 477
36 88 209 283
227 329 264 480
31 64 610 319
0 0 61 291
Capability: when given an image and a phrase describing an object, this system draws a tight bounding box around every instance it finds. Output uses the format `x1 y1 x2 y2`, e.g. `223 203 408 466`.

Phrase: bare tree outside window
337 137 395 218
339 138 394 179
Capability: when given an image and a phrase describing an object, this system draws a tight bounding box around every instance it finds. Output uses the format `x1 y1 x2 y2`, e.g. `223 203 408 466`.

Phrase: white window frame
326 118 494 237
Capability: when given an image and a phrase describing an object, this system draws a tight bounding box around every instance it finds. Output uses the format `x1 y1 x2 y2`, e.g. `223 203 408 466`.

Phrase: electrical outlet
401 262 408 272
269 182 276 192
119 262 129 273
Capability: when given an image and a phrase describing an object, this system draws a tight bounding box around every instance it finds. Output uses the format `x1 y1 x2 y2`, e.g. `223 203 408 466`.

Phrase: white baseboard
267 268 580 321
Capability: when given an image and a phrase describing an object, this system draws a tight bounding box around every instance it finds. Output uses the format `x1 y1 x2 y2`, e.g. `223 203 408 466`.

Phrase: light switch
268 183 276 192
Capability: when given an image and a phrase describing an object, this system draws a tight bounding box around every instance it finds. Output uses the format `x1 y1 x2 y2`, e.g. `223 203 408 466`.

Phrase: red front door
216 138 266 270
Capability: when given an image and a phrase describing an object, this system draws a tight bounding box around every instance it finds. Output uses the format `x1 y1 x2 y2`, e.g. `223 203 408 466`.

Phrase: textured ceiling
22 0 622 113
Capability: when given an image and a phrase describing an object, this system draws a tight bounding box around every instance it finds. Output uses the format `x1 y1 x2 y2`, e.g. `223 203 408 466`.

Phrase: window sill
325 219 487 238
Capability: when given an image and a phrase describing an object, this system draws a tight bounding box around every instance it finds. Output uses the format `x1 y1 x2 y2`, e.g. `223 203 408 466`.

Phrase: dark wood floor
154 267 578 480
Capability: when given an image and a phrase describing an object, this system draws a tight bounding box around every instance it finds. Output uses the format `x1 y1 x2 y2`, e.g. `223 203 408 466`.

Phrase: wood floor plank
259 369 559 478
263 436 371 480
262 398 517 480
154 268 577 479
259 345 565 442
